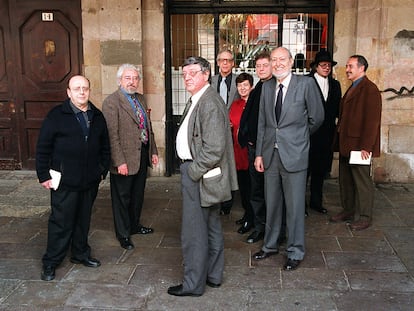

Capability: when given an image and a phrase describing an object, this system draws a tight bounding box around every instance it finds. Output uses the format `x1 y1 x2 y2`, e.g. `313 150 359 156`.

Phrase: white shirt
176 84 209 160
314 72 329 101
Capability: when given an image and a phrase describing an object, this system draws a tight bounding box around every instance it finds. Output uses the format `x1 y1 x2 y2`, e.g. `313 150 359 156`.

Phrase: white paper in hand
349 151 372 165
49 169 62 190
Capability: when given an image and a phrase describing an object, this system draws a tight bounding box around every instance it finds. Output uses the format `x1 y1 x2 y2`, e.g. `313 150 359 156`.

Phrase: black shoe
237 221 253 234
246 231 264 244
235 215 246 225
206 280 221 288
310 206 328 214
135 225 154 235
167 284 202 297
284 258 301 271
70 257 101 268
41 265 55 281
119 237 134 250
253 250 278 260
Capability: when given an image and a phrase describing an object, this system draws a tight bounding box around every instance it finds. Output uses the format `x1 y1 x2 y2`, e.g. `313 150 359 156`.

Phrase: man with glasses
211 49 240 109
102 64 159 251
307 51 342 215
168 56 238 297
36 75 111 281
211 49 240 215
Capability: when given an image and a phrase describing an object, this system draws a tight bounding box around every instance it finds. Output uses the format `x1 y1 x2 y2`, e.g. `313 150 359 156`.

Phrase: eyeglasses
123 76 140 81
69 87 90 93
181 70 203 78
218 58 234 63
318 63 332 69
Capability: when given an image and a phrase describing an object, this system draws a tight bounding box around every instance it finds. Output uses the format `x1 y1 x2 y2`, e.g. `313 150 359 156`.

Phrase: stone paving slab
0 172 413 310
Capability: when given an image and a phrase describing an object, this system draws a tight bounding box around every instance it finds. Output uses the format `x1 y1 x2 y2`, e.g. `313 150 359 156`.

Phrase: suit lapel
118 90 140 126
281 75 298 122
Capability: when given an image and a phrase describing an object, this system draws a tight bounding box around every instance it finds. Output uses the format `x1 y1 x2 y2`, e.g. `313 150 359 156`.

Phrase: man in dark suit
238 51 273 244
168 56 238 297
307 51 342 214
330 55 382 231
36 75 111 281
102 64 158 250
253 47 324 270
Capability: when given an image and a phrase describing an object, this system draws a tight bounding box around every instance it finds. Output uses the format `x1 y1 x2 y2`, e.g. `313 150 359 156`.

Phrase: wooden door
0 0 82 169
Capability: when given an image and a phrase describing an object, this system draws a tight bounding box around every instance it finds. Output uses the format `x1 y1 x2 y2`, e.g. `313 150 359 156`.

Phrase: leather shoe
349 219 371 231
135 225 154 235
237 221 253 234
167 284 202 297
119 237 134 250
310 206 328 214
284 258 301 271
246 231 264 244
206 280 221 288
235 215 246 225
70 257 101 268
41 265 55 281
329 211 354 223
253 250 278 260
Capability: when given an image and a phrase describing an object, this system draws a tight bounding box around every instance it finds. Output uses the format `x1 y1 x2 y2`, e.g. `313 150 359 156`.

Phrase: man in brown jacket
102 64 158 250
330 55 382 231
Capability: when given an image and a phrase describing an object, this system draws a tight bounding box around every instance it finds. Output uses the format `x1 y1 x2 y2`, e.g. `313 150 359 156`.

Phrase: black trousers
42 184 99 267
237 169 254 223
110 146 149 240
248 145 266 232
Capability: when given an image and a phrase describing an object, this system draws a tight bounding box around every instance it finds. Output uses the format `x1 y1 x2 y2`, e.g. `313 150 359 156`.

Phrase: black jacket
308 73 342 162
36 99 111 191
238 80 264 147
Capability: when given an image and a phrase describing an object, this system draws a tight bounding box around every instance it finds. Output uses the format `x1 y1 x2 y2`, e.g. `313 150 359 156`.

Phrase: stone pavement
0 170 413 310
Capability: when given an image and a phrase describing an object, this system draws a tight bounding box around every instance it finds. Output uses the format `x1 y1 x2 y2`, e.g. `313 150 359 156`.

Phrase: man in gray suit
210 49 240 109
168 56 238 297
253 47 324 270
210 49 240 215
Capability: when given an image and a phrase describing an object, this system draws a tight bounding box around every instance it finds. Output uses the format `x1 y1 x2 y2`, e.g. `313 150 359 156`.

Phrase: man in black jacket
307 51 342 214
238 52 273 244
36 75 110 281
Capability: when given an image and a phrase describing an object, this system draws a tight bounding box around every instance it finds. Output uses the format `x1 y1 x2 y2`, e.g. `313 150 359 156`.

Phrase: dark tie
275 84 283 123
179 97 192 124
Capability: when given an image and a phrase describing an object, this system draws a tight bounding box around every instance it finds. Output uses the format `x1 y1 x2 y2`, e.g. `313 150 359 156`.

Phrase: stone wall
81 0 165 176
81 0 414 182
334 0 414 182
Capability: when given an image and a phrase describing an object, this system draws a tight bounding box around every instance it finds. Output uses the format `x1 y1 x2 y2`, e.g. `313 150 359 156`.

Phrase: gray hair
182 56 211 73
116 64 142 83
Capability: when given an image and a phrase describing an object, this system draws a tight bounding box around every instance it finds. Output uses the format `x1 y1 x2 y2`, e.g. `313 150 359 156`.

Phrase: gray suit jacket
211 73 240 109
102 89 158 175
256 75 324 172
186 86 238 207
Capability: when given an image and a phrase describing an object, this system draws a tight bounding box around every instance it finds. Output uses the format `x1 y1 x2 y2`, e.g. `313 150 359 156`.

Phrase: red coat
229 98 249 170
337 76 382 158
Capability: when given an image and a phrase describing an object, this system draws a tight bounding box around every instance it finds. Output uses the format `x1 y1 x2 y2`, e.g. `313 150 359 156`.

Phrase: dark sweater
36 99 110 191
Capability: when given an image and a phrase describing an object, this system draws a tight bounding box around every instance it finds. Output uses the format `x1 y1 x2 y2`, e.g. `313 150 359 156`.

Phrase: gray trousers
263 149 306 261
180 161 224 294
339 156 374 220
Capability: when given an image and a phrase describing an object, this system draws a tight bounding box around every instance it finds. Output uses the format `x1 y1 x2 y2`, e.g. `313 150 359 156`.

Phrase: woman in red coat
229 73 254 234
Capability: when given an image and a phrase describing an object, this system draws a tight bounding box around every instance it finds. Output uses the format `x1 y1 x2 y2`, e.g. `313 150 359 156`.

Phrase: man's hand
152 154 159 165
254 156 264 172
360 149 372 160
117 163 128 175
41 179 53 190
